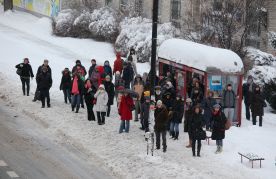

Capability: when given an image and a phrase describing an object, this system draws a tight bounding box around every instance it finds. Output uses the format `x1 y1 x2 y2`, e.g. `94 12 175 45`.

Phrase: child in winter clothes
103 75 115 117
118 92 134 133
211 104 227 154
189 105 204 157
71 73 84 113
84 79 97 121
60 68 72 104
170 95 184 140
184 98 193 148
141 95 150 132
94 84 108 125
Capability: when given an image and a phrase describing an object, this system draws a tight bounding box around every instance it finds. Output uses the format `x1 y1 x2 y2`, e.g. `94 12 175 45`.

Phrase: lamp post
150 0 159 95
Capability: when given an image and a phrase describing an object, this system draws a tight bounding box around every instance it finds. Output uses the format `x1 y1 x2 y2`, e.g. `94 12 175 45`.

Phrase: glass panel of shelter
207 75 240 124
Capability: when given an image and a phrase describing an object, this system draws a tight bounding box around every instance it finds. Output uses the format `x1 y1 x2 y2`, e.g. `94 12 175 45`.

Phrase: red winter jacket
119 95 134 120
113 53 123 75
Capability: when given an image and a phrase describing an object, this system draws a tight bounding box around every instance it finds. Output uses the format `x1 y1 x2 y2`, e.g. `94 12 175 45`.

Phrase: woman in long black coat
170 95 184 140
15 58 34 96
84 79 97 121
189 105 204 157
60 68 72 104
184 98 193 148
103 75 115 117
251 86 266 126
211 104 227 154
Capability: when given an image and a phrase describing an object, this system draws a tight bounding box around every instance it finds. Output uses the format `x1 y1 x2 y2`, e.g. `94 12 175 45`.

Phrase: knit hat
116 71 121 75
186 98 192 103
99 84 105 90
213 103 221 109
105 75 111 79
76 60 81 64
157 100 162 106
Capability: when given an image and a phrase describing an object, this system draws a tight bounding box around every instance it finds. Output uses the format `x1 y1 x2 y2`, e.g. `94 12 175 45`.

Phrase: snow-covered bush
115 17 176 62
264 80 276 110
268 31 276 49
246 47 276 84
88 7 120 42
73 11 92 38
52 9 79 37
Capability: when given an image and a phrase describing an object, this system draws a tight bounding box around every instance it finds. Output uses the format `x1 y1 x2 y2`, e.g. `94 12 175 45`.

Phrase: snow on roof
158 39 244 74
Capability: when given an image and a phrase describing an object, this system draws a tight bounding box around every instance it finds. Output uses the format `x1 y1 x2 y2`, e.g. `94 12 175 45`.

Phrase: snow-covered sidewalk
0 8 276 179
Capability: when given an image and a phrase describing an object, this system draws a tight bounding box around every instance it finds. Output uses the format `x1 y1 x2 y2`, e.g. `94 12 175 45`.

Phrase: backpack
16 68 22 76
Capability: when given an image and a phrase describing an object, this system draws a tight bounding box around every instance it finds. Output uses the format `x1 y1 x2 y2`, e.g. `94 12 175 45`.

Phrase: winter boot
192 147 196 157
75 106 80 113
174 132 179 140
219 146 223 153
163 145 167 153
215 146 220 154
170 131 175 139
72 106 75 112
186 139 192 148
197 143 201 157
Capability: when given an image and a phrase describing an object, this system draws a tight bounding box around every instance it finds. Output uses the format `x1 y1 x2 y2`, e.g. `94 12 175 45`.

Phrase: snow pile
115 17 176 62
158 39 244 73
53 7 120 42
246 47 276 84
268 31 276 49
52 9 79 37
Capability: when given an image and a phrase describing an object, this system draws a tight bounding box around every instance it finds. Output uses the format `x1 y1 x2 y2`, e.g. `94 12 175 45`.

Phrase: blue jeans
119 120 130 133
216 140 223 146
170 122 179 133
63 89 71 103
71 94 81 108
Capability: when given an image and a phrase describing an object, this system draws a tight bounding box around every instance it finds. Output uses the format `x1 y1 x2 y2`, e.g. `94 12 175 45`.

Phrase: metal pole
150 0 159 95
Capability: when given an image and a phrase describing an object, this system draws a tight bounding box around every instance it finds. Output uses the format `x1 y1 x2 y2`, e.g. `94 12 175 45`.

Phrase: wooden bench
238 152 265 168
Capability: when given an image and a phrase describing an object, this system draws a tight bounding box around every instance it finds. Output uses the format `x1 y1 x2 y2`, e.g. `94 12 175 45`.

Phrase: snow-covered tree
268 31 276 49
115 17 176 62
73 11 93 38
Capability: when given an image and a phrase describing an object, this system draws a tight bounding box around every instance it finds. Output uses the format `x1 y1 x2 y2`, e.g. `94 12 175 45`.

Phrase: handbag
225 119 232 130
16 68 22 76
35 90 41 101
196 129 207 140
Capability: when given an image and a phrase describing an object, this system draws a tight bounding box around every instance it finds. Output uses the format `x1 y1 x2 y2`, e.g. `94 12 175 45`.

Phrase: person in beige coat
94 84 108 125
133 75 144 121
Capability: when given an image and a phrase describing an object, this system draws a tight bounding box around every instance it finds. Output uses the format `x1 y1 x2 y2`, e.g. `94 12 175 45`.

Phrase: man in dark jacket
222 84 236 123
170 95 184 140
242 75 256 120
154 100 169 152
33 59 52 102
201 91 217 131
88 59 97 78
60 68 72 104
122 62 134 89
251 86 266 126
141 96 150 132
37 66 52 108
15 58 34 96
103 75 115 117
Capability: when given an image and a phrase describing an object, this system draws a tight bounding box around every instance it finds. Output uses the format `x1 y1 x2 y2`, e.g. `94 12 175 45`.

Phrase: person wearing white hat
94 84 108 125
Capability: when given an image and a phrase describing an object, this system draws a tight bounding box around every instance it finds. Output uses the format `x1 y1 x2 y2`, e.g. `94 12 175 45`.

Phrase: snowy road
0 102 114 179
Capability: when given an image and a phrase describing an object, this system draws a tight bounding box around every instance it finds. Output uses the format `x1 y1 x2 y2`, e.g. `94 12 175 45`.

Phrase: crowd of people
15 49 266 157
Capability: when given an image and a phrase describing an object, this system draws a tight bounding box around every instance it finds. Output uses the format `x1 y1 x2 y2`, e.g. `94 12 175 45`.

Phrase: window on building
171 0 181 20
213 0 223 11
120 0 128 12
105 0 112 6
134 0 143 16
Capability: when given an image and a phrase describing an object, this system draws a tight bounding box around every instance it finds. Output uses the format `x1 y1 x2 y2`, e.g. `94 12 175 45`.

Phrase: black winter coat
154 106 169 132
242 83 256 105
184 105 193 132
211 111 227 140
188 113 204 140
15 63 34 78
162 97 174 111
172 99 184 123
141 102 150 122
37 72 52 90
84 86 97 108
251 91 265 116
60 72 71 90
103 81 115 105
89 64 97 78
122 65 134 84
191 92 203 106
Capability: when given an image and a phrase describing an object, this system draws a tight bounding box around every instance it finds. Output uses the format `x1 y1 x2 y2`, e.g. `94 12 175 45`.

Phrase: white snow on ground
0 8 276 179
